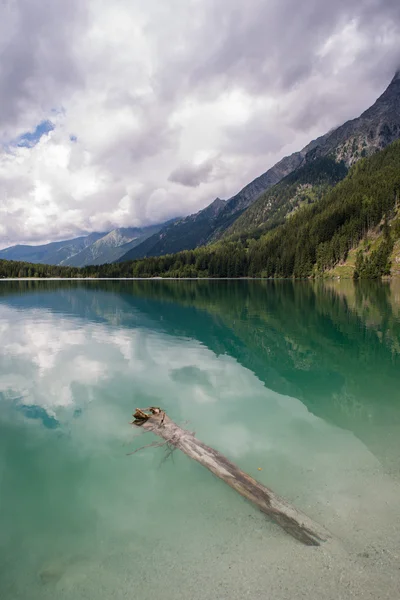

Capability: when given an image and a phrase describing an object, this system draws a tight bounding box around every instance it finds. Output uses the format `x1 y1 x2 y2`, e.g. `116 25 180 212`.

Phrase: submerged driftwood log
131 407 329 546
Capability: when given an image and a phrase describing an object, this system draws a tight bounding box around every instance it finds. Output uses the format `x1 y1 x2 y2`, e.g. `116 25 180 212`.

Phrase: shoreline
0 276 398 282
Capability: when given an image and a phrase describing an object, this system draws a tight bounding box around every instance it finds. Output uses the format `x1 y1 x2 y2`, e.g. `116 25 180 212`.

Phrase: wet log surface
131 408 330 546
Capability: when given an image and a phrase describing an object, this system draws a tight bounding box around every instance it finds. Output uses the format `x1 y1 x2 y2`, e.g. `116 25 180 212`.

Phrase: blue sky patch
15 120 55 148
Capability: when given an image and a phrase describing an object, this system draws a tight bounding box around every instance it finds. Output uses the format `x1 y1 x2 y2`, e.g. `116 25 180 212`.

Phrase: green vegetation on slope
0 260 80 279
224 157 348 239
245 142 400 278
117 72 400 259
78 140 400 280
1 141 400 281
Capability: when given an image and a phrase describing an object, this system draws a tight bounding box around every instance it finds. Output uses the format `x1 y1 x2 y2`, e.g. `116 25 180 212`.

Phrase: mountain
224 72 400 239
117 198 226 261
119 71 400 261
95 139 400 279
0 232 105 265
118 136 328 262
2 138 400 281
60 225 164 267
314 70 400 163
0 225 165 268
225 156 348 239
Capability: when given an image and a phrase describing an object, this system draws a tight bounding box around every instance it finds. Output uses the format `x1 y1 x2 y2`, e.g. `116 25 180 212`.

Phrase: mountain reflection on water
1 279 399 466
0 279 399 600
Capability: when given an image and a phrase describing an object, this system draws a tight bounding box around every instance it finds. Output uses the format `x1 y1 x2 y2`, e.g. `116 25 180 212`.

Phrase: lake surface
0 279 399 600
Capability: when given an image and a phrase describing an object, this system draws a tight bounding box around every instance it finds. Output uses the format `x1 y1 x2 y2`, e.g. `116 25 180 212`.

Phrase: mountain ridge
0 232 106 265
222 72 400 239
3 72 400 268
0 224 167 267
92 139 400 280
2 139 400 280
118 71 400 262
117 134 328 262
60 225 164 267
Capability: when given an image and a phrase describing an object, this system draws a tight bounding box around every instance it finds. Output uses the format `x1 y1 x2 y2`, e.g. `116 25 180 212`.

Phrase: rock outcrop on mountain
60 225 163 266
0 225 165 267
223 72 400 238
0 233 105 266
118 136 328 262
118 198 226 261
4 73 400 268
119 71 400 261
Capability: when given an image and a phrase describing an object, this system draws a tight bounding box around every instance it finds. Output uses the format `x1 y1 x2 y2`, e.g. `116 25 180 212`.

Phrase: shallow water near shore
0 279 399 599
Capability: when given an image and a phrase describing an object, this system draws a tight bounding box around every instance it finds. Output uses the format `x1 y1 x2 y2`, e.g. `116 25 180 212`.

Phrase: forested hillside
224 157 348 239
0 260 80 278
116 71 400 261
84 140 400 280
1 141 400 281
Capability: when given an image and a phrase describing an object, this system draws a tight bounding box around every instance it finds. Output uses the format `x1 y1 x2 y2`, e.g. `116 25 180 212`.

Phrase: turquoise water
0 280 399 599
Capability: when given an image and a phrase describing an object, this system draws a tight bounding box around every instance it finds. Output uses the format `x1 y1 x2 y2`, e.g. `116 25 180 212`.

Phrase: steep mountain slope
118 198 226 261
118 136 329 262
119 72 400 261
101 140 400 279
0 224 166 268
227 72 400 238
325 209 400 279
2 137 400 281
0 233 105 265
61 225 163 266
225 157 348 239
316 70 400 163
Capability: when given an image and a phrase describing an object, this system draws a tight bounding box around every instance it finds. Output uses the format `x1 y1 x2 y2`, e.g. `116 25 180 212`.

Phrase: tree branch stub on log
130 407 329 546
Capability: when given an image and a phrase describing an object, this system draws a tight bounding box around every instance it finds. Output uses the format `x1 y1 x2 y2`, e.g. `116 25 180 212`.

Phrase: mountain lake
0 279 399 600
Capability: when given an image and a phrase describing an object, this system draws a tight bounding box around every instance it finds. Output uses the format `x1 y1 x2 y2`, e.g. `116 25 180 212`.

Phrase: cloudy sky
0 0 399 247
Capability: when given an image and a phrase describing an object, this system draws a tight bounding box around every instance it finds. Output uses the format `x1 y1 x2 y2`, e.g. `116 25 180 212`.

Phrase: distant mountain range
117 135 328 262
2 72 400 269
0 225 165 267
59 225 165 267
117 70 400 261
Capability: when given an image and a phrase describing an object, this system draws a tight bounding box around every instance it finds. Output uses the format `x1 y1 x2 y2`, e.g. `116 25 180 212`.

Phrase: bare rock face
311 72 400 165
0 224 166 267
119 72 400 261
60 225 164 267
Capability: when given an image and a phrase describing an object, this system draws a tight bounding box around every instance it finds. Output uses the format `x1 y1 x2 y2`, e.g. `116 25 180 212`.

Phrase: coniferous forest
1 140 400 281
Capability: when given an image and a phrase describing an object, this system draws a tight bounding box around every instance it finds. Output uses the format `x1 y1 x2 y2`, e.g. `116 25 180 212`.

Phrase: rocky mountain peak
209 197 226 211
119 71 400 261
196 197 226 218
392 69 400 82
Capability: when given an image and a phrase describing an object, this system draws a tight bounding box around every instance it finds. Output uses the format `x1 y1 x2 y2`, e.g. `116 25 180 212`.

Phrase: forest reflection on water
0 279 399 600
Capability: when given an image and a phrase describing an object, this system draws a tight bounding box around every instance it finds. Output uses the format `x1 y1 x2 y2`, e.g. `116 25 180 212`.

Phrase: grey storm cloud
153 0 400 101
0 0 400 246
168 159 214 188
0 0 87 140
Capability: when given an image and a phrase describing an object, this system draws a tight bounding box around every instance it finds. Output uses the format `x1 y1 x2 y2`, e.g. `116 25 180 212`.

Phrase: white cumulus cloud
0 0 400 247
